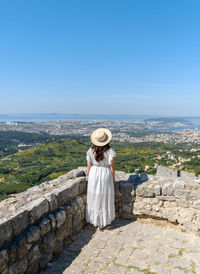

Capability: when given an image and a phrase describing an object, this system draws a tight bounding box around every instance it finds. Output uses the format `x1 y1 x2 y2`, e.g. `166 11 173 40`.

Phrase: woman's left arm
86 148 92 175
87 162 92 175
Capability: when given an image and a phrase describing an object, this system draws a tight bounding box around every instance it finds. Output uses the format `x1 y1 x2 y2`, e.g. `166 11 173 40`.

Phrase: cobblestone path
41 218 200 274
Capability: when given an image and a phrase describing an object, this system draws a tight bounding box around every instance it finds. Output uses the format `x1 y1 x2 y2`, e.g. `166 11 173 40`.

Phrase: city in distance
1 115 200 201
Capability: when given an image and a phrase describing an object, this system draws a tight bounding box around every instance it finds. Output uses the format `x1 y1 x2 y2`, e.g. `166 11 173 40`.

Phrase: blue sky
0 0 200 116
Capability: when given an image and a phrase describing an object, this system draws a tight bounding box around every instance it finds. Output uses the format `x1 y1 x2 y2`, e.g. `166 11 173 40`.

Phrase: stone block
55 222 69 240
0 249 8 273
192 201 200 210
156 166 177 179
122 205 132 213
26 225 41 243
133 201 145 210
146 204 152 211
76 196 84 208
11 210 30 236
49 214 57 229
143 197 159 205
8 241 17 263
72 210 82 229
152 205 160 212
27 198 49 224
114 182 120 191
79 178 87 193
39 253 52 269
119 182 134 194
182 221 199 232
8 258 28 274
177 208 195 224
72 221 83 235
53 240 63 257
41 232 56 252
173 178 185 189
16 234 27 260
26 186 40 194
0 249 8 262
136 185 155 197
55 209 66 228
122 194 134 203
38 218 51 236
51 186 71 205
66 212 72 233
78 166 88 173
174 189 198 200
176 199 190 208
81 194 87 204
157 196 176 201
27 244 41 265
121 211 135 219
162 183 174 196
70 180 80 198
180 170 197 181
154 184 162 195
0 219 13 248
44 193 58 212
25 263 39 274
66 169 86 178
81 205 86 220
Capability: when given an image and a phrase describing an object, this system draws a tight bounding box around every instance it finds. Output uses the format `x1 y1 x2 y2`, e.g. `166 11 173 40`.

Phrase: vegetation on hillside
0 133 200 201
0 131 68 157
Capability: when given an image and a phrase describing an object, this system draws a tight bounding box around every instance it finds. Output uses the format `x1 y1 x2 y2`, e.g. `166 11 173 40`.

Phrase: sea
0 114 162 122
0 114 200 130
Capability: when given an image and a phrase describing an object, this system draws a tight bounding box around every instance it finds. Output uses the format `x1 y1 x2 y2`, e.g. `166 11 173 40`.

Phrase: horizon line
1 113 200 118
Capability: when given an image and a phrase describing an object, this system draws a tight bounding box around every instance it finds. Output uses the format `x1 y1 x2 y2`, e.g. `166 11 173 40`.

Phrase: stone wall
1 165 200 273
115 166 200 233
156 165 199 180
0 169 87 274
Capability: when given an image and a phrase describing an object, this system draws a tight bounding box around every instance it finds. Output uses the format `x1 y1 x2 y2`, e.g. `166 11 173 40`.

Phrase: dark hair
91 143 110 162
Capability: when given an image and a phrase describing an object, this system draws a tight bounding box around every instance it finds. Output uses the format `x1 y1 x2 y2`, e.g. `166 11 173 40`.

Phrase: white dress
86 147 116 228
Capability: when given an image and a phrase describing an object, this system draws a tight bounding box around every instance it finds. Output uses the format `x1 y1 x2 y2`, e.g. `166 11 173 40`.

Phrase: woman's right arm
110 158 115 184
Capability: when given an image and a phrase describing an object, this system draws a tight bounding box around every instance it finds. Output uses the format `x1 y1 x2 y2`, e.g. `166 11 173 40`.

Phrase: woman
86 128 116 230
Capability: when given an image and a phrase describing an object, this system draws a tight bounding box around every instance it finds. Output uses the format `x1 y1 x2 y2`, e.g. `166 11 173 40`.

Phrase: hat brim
91 128 112 146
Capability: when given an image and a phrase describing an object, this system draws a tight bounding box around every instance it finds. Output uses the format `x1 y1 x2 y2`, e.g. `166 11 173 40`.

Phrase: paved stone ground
41 218 200 274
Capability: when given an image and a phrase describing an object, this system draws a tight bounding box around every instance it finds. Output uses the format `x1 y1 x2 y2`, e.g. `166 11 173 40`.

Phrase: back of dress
86 146 116 228
86 147 116 166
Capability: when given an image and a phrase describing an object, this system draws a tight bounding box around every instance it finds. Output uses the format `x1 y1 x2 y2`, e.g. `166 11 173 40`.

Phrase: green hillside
0 137 199 201
0 138 89 201
0 130 68 158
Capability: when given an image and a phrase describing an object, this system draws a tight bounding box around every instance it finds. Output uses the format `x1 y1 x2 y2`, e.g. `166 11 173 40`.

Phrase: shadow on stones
41 225 96 274
114 173 148 221
103 217 134 231
129 173 149 188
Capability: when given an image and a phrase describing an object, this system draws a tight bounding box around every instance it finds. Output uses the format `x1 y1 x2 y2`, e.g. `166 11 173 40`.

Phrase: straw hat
91 128 112 146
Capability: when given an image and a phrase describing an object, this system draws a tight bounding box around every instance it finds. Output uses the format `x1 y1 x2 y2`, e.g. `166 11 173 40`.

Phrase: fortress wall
156 165 178 179
156 165 199 180
1 165 200 273
0 169 87 274
131 166 200 233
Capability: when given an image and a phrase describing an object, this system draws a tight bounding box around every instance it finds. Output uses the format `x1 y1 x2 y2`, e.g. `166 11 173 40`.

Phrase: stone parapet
1 165 200 273
0 169 87 274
